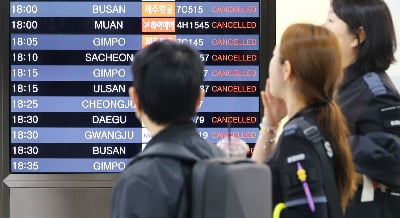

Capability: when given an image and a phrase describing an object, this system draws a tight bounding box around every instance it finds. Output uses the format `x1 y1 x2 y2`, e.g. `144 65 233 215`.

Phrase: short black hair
132 40 203 124
332 0 396 73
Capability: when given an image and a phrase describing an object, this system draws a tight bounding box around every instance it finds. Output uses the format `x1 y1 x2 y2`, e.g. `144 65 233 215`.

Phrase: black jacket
267 107 330 218
338 71 400 187
110 122 223 218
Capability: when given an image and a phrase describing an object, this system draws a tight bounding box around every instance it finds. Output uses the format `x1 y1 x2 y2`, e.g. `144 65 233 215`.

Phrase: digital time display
9 0 265 173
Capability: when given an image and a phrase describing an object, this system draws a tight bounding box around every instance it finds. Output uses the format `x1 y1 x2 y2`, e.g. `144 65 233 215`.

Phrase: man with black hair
110 40 223 218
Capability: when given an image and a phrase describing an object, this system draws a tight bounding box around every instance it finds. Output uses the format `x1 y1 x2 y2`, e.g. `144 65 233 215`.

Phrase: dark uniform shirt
338 70 400 218
110 122 223 218
267 107 330 218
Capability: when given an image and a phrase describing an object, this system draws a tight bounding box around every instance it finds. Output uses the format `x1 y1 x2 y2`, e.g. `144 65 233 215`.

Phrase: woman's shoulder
283 112 318 137
343 71 399 99
356 72 400 109
279 116 320 154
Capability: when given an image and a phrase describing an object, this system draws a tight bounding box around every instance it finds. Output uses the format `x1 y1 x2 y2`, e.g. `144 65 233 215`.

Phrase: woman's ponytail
318 101 357 210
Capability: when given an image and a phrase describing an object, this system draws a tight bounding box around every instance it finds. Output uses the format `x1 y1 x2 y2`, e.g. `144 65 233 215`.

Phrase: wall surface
276 0 329 41
276 0 400 88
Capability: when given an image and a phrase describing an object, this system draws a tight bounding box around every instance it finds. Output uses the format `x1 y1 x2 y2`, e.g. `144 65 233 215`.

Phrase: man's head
130 40 204 125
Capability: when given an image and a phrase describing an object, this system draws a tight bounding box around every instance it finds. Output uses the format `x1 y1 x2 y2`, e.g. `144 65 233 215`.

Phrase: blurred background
276 0 400 88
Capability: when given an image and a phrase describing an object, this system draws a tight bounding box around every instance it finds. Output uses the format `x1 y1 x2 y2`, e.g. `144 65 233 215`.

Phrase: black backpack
131 143 272 218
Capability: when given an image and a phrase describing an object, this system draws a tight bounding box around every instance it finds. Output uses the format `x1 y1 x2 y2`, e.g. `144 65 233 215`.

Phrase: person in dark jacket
110 40 223 218
252 24 357 217
323 0 400 217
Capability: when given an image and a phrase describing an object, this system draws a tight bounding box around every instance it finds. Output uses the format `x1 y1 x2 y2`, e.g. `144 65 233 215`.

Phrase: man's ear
195 90 205 111
129 86 140 111
350 26 366 48
282 60 292 81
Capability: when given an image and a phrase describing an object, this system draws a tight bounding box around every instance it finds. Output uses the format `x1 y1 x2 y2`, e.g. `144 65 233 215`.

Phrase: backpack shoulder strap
293 117 344 218
129 143 200 166
363 72 387 96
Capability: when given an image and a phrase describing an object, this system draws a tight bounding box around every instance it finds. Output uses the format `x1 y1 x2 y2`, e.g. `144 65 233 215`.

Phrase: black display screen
8 0 272 173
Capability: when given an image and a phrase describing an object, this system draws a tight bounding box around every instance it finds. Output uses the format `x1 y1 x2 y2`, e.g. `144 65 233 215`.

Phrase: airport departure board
9 0 265 172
